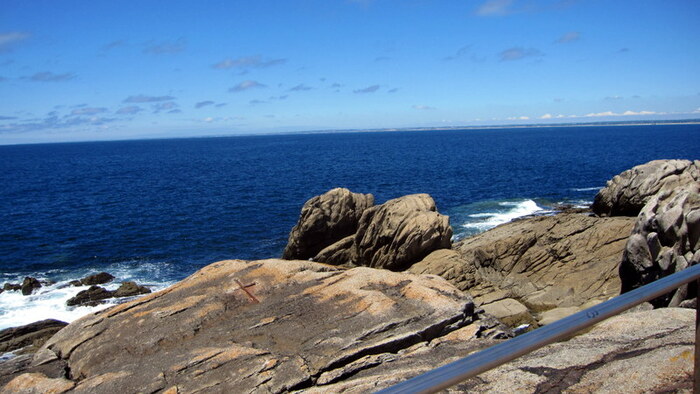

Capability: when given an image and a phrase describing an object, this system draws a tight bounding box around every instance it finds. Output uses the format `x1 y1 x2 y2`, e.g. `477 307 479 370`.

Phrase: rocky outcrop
283 188 374 260
308 308 695 393
66 282 151 307
69 272 114 287
20 277 41 296
0 320 68 355
620 182 700 306
353 194 452 270
592 159 700 216
7 259 491 393
285 190 453 271
409 212 635 325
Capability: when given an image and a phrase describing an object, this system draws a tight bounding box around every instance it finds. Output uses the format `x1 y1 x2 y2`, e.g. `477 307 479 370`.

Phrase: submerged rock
69 272 115 287
20 277 41 296
592 159 700 217
283 188 374 260
15 259 484 393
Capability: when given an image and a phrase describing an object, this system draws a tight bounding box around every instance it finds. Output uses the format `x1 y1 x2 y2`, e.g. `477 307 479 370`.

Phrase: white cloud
475 0 514 16
229 80 266 92
70 107 107 116
412 105 436 111
26 71 76 82
143 38 187 55
0 31 30 51
540 113 553 119
585 110 659 117
353 85 380 94
124 95 175 103
499 47 543 62
213 55 287 70
556 31 580 44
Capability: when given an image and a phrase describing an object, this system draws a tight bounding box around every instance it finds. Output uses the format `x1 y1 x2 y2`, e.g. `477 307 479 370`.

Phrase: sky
1 0 699 144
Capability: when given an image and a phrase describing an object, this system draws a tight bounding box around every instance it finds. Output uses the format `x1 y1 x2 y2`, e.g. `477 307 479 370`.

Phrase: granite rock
283 188 374 260
592 159 700 217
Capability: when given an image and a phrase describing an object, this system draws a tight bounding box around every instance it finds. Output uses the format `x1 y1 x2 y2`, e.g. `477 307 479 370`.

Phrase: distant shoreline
2 119 699 147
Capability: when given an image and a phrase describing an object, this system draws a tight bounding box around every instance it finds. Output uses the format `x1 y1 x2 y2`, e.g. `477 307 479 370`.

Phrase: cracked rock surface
2 259 482 393
410 212 635 325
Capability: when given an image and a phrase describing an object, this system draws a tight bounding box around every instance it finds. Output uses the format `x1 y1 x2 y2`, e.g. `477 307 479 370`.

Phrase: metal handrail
379 263 700 394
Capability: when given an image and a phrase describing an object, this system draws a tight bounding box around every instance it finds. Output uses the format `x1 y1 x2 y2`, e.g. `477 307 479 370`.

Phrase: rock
536 306 581 326
353 194 452 271
283 188 374 260
2 284 20 292
1 373 74 394
619 182 700 307
313 235 355 266
592 159 700 216
65 286 114 307
306 308 695 393
20 278 41 296
73 272 115 286
0 320 68 355
480 298 537 328
415 212 634 316
112 281 150 297
20 259 482 393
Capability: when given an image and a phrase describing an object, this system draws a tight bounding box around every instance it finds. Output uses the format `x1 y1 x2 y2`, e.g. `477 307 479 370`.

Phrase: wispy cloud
229 80 266 92
123 95 176 103
289 84 312 92
249 99 267 105
24 71 76 82
143 38 187 55
475 0 515 16
102 40 127 51
195 101 215 109
70 107 107 116
153 102 178 113
0 32 30 52
499 47 543 61
412 105 436 111
353 85 380 94
584 110 659 117
0 116 17 121
555 31 580 44
212 55 287 70
0 114 118 134
116 106 142 115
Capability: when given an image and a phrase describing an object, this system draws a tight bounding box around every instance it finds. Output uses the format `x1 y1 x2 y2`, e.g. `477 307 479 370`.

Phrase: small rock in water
113 281 151 297
20 277 41 296
70 272 115 287
3 283 21 292
66 286 114 307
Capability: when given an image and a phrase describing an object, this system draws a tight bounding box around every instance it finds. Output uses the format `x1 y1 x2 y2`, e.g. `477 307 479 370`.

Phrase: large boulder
353 194 453 271
592 159 700 217
283 188 374 260
0 320 68 355
9 259 485 393
308 308 695 393
410 212 635 324
620 183 700 306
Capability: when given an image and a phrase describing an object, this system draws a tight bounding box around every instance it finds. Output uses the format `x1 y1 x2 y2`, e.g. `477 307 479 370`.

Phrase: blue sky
1 0 699 144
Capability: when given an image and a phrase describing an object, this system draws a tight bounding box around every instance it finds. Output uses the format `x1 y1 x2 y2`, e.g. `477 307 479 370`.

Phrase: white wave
462 199 551 232
571 187 602 192
0 270 176 330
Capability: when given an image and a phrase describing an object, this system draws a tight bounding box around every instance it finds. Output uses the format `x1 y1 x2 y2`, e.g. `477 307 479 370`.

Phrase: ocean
1 124 698 329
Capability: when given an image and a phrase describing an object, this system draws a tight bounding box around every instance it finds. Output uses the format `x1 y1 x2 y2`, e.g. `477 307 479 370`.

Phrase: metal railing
378 263 700 394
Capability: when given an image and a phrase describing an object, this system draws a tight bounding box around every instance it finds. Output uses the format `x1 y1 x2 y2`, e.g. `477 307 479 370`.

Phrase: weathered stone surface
2 284 20 292
19 259 480 393
307 308 695 393
480 298 537 328
2 372 74 394
417 213 634 319
20 277 41 296
592 159 700 216
312 235 355 266
620 182 700 307
353 194 452 271
283 188 374 260
0 320 68 355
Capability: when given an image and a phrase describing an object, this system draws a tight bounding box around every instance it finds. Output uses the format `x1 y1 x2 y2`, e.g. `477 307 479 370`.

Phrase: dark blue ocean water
0 125 698 328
